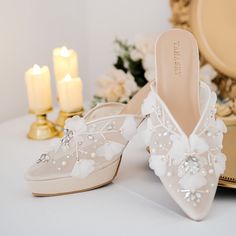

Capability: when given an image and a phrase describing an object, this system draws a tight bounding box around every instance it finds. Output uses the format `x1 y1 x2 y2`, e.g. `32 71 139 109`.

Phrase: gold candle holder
28 109 58 140
55 108 84 137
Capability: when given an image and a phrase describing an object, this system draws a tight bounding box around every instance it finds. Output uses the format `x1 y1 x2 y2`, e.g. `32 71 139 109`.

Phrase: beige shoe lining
155 29 200 135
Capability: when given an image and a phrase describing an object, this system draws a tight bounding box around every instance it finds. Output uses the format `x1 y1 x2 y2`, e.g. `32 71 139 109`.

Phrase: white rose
130 49 142 61
95 68 138 102
144 70 155 82
123 73 139 97
134 35 156 58
200 64 217 91
142 53 155 71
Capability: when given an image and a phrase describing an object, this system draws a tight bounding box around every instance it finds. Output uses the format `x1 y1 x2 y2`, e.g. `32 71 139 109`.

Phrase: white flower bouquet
93 35 218 106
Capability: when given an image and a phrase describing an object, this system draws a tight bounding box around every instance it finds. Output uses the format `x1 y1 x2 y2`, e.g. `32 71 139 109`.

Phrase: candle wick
32 64 41 75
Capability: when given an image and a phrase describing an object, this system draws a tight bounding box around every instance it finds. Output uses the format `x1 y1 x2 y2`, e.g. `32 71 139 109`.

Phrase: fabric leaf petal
96 141 124 160
71 159 95 178
189 134 209 154
141 90 157 116
179 173 207 191
120 117 137 140
169 134 188 165
65 116 87 134
149 154 167 177
213 153 226 176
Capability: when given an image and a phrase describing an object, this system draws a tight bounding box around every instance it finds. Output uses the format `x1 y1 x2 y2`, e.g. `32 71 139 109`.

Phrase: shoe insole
155 29 200 135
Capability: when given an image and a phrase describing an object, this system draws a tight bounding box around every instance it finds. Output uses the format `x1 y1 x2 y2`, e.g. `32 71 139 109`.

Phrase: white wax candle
25 64 52 113
53 46 78 82
58 74 83 112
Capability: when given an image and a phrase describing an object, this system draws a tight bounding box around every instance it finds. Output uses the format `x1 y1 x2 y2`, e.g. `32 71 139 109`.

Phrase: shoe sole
28 158 121 197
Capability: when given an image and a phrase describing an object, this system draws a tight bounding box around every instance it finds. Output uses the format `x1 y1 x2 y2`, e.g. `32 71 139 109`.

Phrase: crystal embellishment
178 155 200 177
184 190 202 204
142 82 227 218
61 129 73 147
88 135 94 140
36 153 50 164
107 124 114 130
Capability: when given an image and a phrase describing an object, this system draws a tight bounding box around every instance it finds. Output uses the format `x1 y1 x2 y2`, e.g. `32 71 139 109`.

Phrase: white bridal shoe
142 29 227 220
25 84 150 196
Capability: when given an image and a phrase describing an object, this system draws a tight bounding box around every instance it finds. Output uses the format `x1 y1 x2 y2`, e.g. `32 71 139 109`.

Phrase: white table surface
0 112 235 236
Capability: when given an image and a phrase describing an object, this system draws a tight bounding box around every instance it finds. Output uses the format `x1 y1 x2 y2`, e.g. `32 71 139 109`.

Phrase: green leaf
114 56 127 73
91 96 107 108
128 59 148 87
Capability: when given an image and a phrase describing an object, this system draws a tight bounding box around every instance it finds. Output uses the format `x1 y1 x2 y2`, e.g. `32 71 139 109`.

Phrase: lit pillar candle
58 74 83 112
25 64 52 113
53 46 78 82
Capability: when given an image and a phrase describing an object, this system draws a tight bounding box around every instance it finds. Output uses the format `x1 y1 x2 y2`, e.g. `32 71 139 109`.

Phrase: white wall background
0 0 171 123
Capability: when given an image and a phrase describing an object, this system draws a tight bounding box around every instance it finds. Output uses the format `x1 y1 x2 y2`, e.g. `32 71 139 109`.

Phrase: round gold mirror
190 0 236 79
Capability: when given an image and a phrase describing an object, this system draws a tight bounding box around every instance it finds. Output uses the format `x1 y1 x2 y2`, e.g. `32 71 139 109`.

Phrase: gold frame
169 0 236 189
169 0 236 117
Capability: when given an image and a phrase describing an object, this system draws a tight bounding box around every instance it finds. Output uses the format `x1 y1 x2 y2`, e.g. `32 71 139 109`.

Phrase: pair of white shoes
25 29 227 221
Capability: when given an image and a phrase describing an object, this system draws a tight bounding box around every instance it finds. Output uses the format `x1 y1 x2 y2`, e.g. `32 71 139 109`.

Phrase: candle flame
32 64 41 75
64 74 72 81
60 46 70 57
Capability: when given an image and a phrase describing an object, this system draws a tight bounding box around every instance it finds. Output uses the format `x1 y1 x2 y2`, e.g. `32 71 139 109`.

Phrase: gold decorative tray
219 116 236 189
